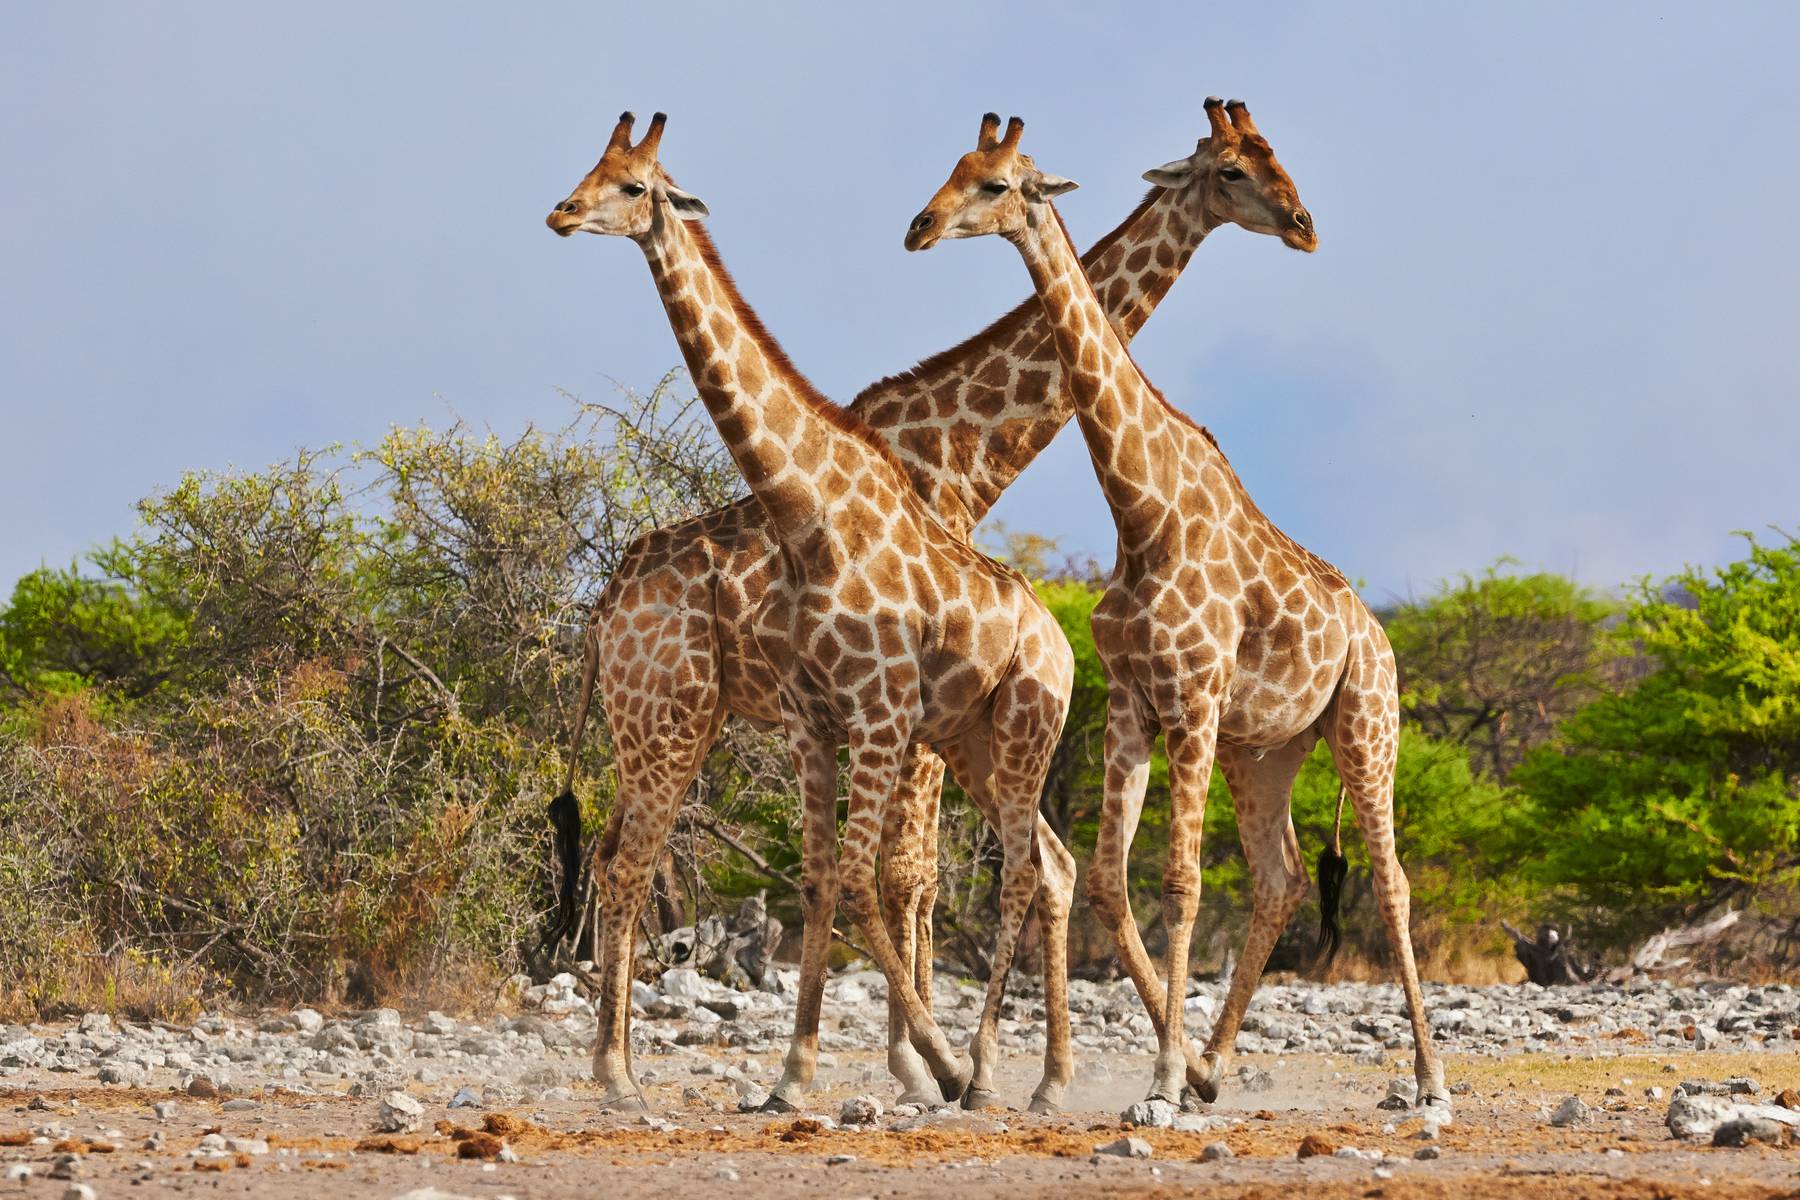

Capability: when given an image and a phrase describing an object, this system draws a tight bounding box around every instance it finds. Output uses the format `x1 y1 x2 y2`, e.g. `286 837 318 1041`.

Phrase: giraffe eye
620 182 648 197
981 181 1009 195
1218 166 1247 183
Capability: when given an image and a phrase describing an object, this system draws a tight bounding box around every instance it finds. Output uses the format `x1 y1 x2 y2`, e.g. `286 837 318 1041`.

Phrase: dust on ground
6 1048 1799 1199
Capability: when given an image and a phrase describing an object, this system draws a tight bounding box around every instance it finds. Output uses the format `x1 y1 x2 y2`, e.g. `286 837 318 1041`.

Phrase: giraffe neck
637 205 879 544
1010 203 1228 557
851 187 1217 536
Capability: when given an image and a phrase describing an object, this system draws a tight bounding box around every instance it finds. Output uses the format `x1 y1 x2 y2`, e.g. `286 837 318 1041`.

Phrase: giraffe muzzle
904 212 939 252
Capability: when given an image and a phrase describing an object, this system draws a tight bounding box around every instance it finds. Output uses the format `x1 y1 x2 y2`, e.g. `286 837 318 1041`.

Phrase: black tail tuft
546 790 583 947
1314 844 1348 965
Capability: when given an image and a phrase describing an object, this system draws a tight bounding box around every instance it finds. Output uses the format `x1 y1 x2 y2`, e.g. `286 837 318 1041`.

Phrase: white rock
377 1090 425 1133
1120 1097 1178 1128
1666 1094 1800 1141
62 1186 96 1200
1094 1135 1153 1159
839 1094 884 1125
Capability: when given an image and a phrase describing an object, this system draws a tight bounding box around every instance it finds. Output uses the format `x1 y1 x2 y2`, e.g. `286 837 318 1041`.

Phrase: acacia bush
4 376 1793 1014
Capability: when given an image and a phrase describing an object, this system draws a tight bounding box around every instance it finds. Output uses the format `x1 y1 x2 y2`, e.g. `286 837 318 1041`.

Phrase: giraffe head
545 111 709 239
903 113 1077 252
1142 97 1315 251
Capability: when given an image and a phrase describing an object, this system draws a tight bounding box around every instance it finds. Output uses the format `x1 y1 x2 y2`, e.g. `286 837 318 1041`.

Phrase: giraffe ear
661 183 710 220
1030 173 1079 199
1142 157 1197 188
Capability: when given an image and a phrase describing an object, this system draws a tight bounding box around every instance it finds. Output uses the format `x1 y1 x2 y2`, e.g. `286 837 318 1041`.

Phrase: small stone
716 1168 740 1181
48 1155 80 1181
825 1154 856 1165
185 1078 218 1099
225 1137 268 1156
4 1165 32 1183
220 1098 258 1113
838 1095 883 1126
449 1087 483 1109
1777 1089 1800 1110
1200 1141 1233 1162
377 1090 425 1133
1549 1096 1591 1127
151 1101 177 1121
62 1186 96 1200
1414 1145 1442 1160
1094 1135 1153 1159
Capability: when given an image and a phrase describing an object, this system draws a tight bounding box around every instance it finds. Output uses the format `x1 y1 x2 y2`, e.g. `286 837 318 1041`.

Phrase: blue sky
3 2 1796 602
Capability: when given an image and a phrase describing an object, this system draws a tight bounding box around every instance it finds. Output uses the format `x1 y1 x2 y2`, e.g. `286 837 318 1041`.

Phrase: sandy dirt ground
6 1047 1799 1199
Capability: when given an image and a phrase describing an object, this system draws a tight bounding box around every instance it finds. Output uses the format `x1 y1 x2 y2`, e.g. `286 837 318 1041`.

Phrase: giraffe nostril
910 212 935 233
1292 209 1312 231
559 201 579 215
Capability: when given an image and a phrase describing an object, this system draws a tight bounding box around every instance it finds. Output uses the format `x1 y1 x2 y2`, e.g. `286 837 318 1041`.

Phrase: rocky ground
4 970 1799 1198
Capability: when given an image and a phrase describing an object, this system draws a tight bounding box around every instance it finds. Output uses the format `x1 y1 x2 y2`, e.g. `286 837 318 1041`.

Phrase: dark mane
1047 205 1223 455
678 217 910 479
849 186 1169 411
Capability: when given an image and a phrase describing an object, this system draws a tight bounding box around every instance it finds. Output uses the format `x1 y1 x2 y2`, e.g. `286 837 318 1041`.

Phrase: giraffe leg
1028 814 1077 1114
765 727 841 1112
934 735 1034 1111
589 722 713 1111
841 722 971 1099
1146 715 1221 1104
1086 698 1211 1090
1324 663 1451 1121
881 745 945 1106
1195 737 1319 1103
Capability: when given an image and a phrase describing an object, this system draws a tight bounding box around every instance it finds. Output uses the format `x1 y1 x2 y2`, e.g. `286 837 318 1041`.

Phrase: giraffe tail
545 616 602 949
1314 787 1349 965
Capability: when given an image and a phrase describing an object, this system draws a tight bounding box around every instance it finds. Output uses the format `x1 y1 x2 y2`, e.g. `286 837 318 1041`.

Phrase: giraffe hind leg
1323 667 1451 1120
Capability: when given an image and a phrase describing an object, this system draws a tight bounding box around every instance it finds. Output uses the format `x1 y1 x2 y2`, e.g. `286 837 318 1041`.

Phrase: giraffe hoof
1026 1094 1063 1116
961 1087 1002 1112
1192 1077 1220 1105
1179 1085 1214 1111
936 1060 973 1103
897 1090 942 1109
1418 1094 1454 1127
596 1090 649 1114
758 1093 801 1114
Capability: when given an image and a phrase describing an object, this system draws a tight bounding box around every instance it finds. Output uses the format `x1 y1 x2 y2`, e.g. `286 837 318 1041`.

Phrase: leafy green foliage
1384 564 1623 779
1512 533 1800 932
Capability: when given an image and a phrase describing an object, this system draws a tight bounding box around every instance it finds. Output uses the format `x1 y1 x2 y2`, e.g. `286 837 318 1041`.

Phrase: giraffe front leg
765 728 840 1113
1087 699 1212 1093
881 745 945 1107
842 724 970 1101
1194 739 1318 1105
1150 717 1219 1105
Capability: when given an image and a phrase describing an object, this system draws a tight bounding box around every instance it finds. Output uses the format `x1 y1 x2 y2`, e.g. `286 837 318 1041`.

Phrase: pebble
62 1187 96 1200
1094 1135 1153 1159
1415 1145 1442 1161
1200 1141 1233 1162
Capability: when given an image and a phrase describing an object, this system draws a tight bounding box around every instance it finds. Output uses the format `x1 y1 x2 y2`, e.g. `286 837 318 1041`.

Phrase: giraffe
905 107 1452 1118
544 104 1313 1110
546 111 1077 1113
